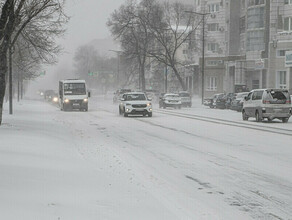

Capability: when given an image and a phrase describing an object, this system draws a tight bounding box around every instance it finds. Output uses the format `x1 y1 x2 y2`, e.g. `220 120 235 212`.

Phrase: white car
159 93 182 109
119 92 152 117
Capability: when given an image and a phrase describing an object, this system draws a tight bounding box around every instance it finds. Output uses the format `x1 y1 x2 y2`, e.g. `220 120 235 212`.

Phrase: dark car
205 93 225 108
230 92 249 112
113 89 132 103
225 93 237 109
44 90 56 101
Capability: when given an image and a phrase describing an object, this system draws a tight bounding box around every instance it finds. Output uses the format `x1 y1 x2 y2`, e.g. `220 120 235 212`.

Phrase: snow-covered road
1 97 291 220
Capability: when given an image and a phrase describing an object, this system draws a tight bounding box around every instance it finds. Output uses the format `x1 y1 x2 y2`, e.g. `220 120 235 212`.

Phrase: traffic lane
82 107 292 219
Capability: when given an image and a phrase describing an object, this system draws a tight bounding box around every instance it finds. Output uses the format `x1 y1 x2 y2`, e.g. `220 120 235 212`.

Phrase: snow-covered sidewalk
0 100 180 220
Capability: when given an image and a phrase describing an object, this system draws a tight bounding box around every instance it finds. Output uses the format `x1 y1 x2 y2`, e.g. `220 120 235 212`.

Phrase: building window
206 60 224 66
284 17 292 31
241 0 246 9
207 23 219 31
248 0 265 6
277 50 290 57
277 71 287 89
208 4 219 12
207 77 217 91
207 43 219 52
247 7 265 29
252 80 260 89
284 0 292 4
240 16 246 33
246 30 265 51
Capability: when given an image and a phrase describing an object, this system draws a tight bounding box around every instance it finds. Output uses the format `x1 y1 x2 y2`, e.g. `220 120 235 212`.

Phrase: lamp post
185 10 210 104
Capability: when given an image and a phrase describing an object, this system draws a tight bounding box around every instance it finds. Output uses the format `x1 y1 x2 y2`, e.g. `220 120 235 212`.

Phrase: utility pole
185 10 210 104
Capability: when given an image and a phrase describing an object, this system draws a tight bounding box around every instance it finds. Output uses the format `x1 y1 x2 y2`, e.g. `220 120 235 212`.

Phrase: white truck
59 79 90 111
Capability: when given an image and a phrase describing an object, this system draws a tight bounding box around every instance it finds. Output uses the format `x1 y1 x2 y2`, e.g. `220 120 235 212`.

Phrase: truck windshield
64 83 86 95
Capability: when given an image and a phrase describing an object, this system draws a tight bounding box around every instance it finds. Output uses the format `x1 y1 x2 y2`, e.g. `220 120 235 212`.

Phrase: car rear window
179 93 190 97
264 90 290 104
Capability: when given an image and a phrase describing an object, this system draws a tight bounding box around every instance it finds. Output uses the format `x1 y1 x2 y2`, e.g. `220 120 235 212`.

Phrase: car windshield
64 83 86 95
125 94 146 101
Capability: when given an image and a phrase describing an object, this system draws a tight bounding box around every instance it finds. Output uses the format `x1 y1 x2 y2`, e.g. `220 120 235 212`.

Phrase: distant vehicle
225 93 237 109
204 93 225 108
230 92 249 112
178 91 192 107
214 94 227 109
159 93 182 109
113 89 132 103
44 90 55 100
119 92 152 117
59 79 90 111
242 89 291 123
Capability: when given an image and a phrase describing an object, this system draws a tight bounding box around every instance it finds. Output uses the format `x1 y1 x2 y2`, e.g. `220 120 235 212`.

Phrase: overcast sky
28 0 124 92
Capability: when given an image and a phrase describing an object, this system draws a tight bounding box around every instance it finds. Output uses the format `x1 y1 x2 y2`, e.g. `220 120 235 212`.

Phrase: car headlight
53 97 58 102
83 98 88 102
64 99 69 103
147 103 152 106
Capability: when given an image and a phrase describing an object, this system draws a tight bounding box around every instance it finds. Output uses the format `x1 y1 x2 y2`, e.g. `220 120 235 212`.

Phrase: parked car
178 91 192 107
205 93 225 108
159 93 182 109
225 93 237 109
242 89 291 122
214 93 227 109
113 89 131 103
119 92 152 117
230 92 249 112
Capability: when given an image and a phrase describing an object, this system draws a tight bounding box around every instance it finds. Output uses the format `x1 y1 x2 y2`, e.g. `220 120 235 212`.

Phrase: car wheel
282 118 289 123
148 112 152 117
242 110 248 121
255 111 262 122
119 107 122 115
124 112 128 117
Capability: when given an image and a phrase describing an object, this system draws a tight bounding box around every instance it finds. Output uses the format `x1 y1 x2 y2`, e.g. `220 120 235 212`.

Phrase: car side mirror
88 92 91 98
244 96 248 101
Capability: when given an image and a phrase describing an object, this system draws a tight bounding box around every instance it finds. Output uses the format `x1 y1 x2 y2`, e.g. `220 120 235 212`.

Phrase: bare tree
0 0 68 125
107 0 158 91
146 2 201 91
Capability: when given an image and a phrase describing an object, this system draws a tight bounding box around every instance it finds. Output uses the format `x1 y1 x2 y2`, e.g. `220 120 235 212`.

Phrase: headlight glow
64 99 69 103
83 98 88 102
147 103 152 106
53 97 58 102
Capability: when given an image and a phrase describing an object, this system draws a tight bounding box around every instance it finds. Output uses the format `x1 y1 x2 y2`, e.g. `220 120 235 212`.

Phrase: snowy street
1 97 292 220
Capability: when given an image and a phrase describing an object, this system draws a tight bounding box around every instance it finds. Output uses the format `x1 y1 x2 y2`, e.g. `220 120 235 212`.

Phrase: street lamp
185 10 210 104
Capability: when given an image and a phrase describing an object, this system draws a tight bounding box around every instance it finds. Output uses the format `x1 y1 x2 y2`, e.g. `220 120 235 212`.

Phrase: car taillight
286 100 291 104
263 100 270 104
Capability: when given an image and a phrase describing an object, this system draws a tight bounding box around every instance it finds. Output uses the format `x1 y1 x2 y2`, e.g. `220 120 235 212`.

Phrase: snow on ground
0 96 291 220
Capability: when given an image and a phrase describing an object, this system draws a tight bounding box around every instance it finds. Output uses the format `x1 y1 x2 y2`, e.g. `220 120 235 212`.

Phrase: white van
242 89 291 123
59 79 90 111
